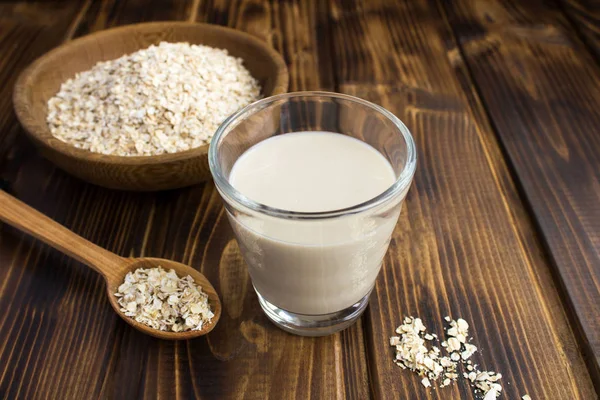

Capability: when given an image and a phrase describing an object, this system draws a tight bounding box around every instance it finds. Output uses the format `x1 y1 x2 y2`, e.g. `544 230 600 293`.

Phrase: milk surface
230 132 395 212
229 132 401 314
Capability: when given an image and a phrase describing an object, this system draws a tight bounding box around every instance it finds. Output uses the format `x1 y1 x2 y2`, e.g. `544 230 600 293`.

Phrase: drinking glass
209 92 416 336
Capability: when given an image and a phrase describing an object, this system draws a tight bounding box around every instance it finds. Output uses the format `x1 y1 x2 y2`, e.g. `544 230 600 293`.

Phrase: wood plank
0 1 89 160
72 0 196 37
190 1 369 398
328 0 597 398
558 0 600 61
0 3 96 396
194 0 335 92
440 0 600 386
0 2 195 399
0 1 369 399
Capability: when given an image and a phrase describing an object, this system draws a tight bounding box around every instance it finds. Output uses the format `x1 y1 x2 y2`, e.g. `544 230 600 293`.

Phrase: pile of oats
47 42 261 156
115 266 214 332
389 317 455 389
390 316 516 399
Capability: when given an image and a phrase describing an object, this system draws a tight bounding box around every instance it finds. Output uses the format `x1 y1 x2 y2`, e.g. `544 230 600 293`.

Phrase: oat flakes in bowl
13 22 288 191
47 42 261 157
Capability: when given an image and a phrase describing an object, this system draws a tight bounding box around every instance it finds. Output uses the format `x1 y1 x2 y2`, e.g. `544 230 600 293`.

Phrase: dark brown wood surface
0 190 223 340
441 0 600 384
0 0 598 399
559 0 600 60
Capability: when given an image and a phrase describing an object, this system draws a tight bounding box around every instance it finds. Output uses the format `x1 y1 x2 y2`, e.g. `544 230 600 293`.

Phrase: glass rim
208 91 417 220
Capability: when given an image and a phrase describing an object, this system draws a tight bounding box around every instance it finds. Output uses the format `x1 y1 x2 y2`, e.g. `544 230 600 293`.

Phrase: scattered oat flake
489 373 502 382
447 337 461 352
462 343 478 360
390 316 504 398
522 395 531 400
477 372 490 381
115 266 213 332
483 389 498 400
457 318 469 331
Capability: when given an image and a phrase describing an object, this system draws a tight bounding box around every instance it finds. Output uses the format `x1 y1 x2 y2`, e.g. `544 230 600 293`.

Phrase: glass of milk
209 92 416 336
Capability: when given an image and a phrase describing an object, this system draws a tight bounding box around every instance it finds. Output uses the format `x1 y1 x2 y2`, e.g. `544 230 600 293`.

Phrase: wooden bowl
13 22 288 191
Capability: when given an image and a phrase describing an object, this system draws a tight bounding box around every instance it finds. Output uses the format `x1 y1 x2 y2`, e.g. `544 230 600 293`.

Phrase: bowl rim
13 21 289 166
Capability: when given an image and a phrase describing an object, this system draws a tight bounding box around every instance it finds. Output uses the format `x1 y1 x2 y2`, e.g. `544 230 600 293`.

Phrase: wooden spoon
0 190 221 340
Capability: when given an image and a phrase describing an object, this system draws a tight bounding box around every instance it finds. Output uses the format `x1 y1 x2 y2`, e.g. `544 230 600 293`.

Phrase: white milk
228 132 401 315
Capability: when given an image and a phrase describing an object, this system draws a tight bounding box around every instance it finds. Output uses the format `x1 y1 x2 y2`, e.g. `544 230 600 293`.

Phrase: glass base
256 290 371 336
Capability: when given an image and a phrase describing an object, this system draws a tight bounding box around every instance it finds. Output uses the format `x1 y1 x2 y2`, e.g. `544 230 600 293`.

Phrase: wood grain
0 1 87 163
191 1 370 398
441 0 600 386
1 0 599 399
329 0 597 398
0 190 222 340
558 0 600 61
72 0 195 37
194 0 335 92
0 0 368 399
0 1 209 398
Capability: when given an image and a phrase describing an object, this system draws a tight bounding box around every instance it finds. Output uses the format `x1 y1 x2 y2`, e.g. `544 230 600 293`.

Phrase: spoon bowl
0 190 221 340
106 257 221 340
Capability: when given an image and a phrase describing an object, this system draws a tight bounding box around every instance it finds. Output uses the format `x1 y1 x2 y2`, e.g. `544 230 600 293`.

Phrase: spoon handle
0 190 124 281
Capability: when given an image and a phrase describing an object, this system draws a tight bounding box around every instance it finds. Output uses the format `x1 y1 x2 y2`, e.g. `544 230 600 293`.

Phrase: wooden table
0 1 598 399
